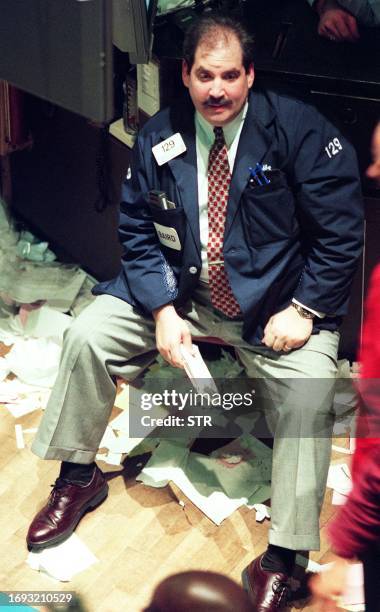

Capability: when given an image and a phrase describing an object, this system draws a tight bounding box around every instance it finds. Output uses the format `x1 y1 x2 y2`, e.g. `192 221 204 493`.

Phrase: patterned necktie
207 127 242 318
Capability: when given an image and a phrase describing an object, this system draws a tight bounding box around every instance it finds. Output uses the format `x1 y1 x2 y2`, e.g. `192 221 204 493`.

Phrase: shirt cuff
292 299 325 318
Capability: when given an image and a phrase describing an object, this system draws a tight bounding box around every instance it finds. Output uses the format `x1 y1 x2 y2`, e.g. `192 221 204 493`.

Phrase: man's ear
182 60 190 88
247 63 255 89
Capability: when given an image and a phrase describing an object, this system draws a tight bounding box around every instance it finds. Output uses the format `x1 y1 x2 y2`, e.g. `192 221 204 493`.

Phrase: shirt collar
195 101 248 149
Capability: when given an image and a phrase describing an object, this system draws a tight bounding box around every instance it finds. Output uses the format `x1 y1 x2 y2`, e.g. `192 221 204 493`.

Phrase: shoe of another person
242 553 291 611
27 465 108 551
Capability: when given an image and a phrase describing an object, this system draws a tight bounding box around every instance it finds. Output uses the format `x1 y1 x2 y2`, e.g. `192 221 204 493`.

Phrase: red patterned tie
207 127 242 318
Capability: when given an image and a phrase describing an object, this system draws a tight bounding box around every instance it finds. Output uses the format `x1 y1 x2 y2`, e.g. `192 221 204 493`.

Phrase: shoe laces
48 478 72 504
272 579 290 605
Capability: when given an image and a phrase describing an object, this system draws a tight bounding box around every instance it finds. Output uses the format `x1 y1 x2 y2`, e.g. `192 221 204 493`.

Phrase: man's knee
62 312 110 358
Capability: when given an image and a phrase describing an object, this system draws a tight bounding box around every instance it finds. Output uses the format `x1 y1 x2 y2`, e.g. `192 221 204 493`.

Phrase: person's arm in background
311 274 380 604
311 123 380 607
307 0 360 41
335 0 380 26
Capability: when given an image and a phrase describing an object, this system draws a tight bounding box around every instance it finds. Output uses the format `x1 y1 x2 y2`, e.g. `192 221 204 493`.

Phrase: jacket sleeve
291 104 364 315
337 0 380 26
118 134 178 314
329 264 380 558
328 448 380 558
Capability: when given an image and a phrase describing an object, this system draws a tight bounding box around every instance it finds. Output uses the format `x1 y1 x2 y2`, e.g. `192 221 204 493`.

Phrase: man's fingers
324 22 343 40
169 343 185 369
334 19 351 40
272 337 286 352
346 15 359 39
181 329 194 354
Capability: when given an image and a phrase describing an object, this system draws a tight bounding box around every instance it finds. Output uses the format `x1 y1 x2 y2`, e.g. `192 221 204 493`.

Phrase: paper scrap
22 305 72 340
0 378 50 416
27 533 98 582
4 337 61 387
114 385 129 411
98 451 123 466
252 503 270 522
332 489 349 506
15 424 25 449
14 425 38 449
180 344 218 394
327 463 352 496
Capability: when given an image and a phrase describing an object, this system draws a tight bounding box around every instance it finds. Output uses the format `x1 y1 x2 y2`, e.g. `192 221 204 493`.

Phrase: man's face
182 33 254 127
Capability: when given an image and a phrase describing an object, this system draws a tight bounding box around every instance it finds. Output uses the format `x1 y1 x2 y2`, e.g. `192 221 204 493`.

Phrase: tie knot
213 126 225 146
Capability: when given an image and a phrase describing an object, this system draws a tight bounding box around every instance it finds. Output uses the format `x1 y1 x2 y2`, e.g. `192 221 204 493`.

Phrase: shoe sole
241 567 251 594
27 483 109 552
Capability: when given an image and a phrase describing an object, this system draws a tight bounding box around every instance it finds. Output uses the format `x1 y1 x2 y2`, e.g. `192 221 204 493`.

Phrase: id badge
153 222 182 251
152 133 187 166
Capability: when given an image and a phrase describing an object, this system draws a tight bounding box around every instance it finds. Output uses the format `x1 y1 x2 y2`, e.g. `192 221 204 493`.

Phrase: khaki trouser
32 288 339 550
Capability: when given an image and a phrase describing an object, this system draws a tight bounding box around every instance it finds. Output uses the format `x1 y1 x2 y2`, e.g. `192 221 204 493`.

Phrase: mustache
203 97 232 107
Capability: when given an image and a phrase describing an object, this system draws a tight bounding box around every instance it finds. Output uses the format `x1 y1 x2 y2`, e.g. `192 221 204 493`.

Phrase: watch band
292 303 315 319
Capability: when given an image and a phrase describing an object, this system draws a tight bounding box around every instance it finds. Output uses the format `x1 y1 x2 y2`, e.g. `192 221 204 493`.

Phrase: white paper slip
152 133 187 165
332 489 349 506
327 463 352 496
180 344 218 394
252 503 270 523
15 424 25 449
22 305 72 340
27 533 98 582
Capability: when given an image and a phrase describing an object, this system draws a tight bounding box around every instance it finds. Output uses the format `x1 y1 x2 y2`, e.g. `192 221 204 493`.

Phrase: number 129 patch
152 133 187 166
325 137 343 159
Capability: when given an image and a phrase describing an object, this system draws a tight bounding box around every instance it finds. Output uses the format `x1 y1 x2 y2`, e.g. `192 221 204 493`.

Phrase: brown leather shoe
242 554 290 611
27 465 108 551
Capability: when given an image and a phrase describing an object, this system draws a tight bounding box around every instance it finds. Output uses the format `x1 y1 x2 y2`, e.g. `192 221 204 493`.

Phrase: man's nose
209 79 224 98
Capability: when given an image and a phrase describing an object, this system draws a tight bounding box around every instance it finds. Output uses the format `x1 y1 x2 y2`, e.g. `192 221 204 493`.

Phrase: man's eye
199 73 211 81
225 73 239 81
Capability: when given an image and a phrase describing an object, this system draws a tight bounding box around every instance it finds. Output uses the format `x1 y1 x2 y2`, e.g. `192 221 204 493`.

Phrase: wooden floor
1 397 348 612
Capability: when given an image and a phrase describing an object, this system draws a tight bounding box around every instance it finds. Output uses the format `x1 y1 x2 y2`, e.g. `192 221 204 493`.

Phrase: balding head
144 570 253 612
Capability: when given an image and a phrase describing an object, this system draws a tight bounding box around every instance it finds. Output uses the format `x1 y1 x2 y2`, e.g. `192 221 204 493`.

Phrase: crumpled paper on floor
137 435 272 524
0 379 51 417
0 261 87 312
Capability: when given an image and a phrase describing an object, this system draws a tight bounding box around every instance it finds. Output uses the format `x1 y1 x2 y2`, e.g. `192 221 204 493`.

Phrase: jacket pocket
242 170 298 247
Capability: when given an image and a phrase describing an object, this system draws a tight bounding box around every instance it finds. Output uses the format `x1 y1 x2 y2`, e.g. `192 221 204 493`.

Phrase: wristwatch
292 303 315 319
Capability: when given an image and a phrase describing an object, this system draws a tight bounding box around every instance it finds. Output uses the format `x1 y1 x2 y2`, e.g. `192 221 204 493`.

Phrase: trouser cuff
269 529 320 551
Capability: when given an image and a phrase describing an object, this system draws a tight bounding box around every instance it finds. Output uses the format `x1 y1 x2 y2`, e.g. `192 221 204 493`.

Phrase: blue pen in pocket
249 163 271 186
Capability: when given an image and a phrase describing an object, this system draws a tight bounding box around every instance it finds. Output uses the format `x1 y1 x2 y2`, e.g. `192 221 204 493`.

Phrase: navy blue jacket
94 88 364 345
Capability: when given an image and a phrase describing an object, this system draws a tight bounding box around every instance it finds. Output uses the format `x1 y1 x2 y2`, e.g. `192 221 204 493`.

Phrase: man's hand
262 305 313 352
153 304 193 368
317 0 359 42
310 556 350 611
366 122 380 187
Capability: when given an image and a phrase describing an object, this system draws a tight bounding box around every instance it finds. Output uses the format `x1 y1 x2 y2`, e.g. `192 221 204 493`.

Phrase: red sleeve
329 264 380 558
328 448 380 558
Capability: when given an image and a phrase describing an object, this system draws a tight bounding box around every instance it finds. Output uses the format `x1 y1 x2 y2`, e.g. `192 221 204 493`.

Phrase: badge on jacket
153 222 182 251
152 133 187 166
